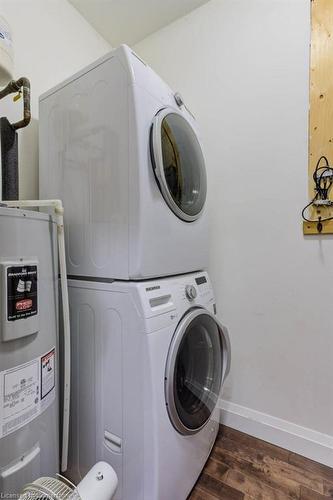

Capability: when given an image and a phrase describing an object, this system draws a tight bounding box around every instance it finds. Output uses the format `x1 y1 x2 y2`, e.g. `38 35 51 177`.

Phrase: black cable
302 155 333 222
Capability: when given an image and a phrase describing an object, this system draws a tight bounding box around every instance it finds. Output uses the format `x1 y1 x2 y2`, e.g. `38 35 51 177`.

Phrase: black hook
317 217 323 233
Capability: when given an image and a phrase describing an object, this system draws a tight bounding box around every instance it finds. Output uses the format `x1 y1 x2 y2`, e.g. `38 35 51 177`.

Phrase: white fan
20 462 118 500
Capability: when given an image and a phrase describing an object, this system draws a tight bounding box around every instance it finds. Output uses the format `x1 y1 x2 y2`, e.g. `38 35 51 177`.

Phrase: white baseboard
218 399 333 468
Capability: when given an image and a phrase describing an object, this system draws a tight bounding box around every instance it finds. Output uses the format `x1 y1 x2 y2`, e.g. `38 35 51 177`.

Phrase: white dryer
66 271 231 500
39 45 208 280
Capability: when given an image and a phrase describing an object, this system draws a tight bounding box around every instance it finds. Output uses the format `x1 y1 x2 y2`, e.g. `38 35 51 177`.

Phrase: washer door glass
165 310 229 435
151 109 207 222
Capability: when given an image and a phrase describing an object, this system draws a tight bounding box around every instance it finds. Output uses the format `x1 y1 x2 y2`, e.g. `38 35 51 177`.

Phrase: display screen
195 276 207 286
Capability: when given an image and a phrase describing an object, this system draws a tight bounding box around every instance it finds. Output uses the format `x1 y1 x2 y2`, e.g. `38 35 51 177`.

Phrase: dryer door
150 109 207 222
165 309 230 435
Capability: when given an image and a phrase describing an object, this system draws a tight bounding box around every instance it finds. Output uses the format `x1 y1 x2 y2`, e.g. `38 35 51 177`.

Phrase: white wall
0 0 111 199
135 0 333 464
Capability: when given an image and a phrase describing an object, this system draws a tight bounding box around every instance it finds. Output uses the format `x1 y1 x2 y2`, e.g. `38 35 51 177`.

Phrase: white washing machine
66 271 231 500
39 45 208 280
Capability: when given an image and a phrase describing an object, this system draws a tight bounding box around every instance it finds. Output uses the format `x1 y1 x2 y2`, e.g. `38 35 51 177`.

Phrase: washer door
165 309 231 435
150 108 207 222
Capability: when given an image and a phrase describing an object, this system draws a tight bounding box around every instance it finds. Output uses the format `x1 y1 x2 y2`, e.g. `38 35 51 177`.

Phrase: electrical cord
302 155 333 222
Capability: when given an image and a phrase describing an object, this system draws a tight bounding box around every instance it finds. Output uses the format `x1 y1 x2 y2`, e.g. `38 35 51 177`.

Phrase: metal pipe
0 77 31 129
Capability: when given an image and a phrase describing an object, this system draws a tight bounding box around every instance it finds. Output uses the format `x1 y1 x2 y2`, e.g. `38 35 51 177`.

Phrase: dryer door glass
165 310 229 435
151 110 207 222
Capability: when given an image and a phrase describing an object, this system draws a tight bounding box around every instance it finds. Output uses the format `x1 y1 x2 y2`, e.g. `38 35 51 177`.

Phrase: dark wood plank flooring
189 426 333 500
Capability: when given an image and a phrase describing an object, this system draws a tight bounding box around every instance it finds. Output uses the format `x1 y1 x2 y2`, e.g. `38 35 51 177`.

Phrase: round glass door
150 109 207 222
165 309 230 435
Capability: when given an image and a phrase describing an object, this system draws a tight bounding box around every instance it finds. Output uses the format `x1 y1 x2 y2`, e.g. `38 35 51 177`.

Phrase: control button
185 285 197 301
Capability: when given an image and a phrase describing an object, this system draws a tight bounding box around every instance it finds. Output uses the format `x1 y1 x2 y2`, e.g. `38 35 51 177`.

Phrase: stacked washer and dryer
39 45 231 500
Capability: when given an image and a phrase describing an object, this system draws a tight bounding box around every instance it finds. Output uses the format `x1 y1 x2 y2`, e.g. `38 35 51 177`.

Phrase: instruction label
7 265 38 321
41 349 55 399
0 348 56 439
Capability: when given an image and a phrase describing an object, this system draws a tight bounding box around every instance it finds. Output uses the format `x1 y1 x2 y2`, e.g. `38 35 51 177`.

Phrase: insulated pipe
4 199 71 473
0 77 31 129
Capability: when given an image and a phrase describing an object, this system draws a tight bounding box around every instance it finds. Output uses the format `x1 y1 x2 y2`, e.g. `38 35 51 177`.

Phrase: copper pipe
0 77 31 129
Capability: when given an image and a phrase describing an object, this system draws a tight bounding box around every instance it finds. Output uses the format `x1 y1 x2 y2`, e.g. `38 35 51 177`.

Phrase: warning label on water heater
0 348 56 439
41 349 55 399
7 265 38 321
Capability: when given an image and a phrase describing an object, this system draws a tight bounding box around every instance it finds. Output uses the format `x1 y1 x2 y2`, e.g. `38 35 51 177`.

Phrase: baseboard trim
218 399 333 467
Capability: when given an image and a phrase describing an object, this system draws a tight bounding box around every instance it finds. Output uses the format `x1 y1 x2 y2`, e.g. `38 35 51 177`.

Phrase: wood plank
212 443 300 499
218 425 290 462
225 468 294 500
300 486 328 500
190 427 333 500
323 480 333 497
204 457 229 481
306 0 333 230
289 452 333 482
217 437 324 494
188 486 221 500
303 220 333 235
197 472 244 500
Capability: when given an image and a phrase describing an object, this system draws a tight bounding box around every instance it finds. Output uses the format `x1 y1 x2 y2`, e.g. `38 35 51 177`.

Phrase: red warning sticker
16 299 33 311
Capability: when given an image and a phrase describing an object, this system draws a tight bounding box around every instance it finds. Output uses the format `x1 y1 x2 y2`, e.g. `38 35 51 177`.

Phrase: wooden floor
188 426 333 500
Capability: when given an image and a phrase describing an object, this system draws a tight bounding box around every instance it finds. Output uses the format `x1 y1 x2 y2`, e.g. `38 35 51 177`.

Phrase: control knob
185 285 197 301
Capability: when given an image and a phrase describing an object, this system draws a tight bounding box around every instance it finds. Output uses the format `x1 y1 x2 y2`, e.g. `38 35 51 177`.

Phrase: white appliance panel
0 208 59 494
40 45 208 280
40 55 129 279
66 272 230 500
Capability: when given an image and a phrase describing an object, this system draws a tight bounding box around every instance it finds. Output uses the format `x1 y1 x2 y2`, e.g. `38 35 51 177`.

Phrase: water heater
0 206 59 494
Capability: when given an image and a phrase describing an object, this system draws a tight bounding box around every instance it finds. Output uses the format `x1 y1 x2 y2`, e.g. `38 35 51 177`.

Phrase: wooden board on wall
304 0 333 234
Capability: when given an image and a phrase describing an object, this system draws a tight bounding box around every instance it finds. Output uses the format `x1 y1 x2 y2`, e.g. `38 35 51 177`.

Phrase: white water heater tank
0 16 13 85
0 207 59 494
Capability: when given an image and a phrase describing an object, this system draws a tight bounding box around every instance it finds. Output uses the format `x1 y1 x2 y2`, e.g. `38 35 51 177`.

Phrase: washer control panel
185 284 197 301
140 271 214 323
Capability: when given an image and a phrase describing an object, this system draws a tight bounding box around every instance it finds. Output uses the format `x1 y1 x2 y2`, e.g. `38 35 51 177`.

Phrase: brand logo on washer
146 285 160 292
